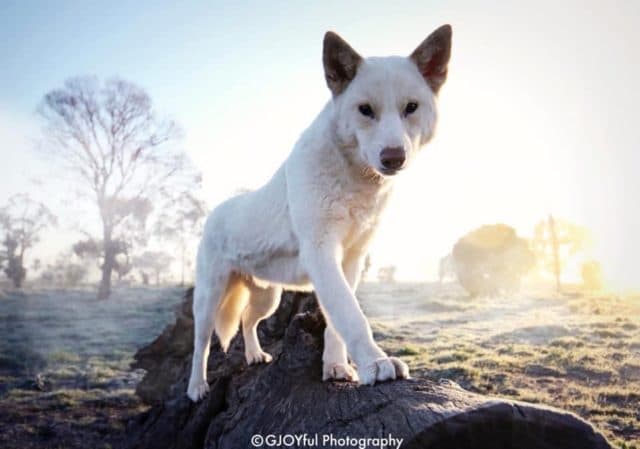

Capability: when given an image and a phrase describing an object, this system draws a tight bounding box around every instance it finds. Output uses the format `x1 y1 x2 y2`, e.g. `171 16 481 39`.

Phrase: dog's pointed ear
410 24 452 94
323 31 363 96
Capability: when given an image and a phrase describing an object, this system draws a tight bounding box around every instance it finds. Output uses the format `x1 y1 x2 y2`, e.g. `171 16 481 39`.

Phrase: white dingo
188 26 452 401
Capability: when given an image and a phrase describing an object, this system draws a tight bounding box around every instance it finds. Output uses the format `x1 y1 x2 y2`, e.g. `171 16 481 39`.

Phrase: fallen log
126 290 611 449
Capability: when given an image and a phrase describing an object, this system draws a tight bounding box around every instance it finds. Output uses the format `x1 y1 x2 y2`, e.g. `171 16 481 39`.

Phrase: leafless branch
37 76 191 298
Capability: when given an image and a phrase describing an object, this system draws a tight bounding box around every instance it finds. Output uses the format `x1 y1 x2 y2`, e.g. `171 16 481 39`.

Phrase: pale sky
0 1 638 288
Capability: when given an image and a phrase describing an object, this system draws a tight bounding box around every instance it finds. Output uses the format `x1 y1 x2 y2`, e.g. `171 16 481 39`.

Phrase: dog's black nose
380 147 406 170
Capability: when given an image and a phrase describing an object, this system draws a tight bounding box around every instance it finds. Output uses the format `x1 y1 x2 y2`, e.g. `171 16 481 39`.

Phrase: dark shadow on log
127 289 611 449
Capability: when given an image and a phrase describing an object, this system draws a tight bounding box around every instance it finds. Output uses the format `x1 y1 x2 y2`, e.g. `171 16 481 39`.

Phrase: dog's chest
333 185 391 247
346 193 382 228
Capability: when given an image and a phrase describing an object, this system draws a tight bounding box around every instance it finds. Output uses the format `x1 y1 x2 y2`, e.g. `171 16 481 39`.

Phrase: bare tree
73 197 152 285
153 189 206 286
39 253 88 288
114 249 133 282
548 215 561 292
38 76 186 298
532 215 589 293
134 250 174 286
0 193 57 288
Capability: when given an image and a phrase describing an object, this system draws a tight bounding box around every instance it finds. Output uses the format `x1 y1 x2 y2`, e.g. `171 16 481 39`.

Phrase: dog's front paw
187 378 210 402
245 349 273 365
323 362 358 382
358 357 410 385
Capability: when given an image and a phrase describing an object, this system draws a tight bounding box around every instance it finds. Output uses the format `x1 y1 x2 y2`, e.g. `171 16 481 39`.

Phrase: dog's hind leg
187 267 230 402
214 273 251 352
242 283 282 365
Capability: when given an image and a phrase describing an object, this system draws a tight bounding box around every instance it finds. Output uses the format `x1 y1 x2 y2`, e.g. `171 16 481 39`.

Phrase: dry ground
0 283 638 448
359 282 640 449
0 287 183 449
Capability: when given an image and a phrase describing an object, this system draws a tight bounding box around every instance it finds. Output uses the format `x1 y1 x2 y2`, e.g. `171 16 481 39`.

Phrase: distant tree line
440 217 601 297
0 186 206 292
1 75 604 299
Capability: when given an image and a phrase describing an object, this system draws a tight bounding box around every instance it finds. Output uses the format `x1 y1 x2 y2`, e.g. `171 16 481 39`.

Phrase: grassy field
0 287 183 449
0 283 638 448
359 282 640 448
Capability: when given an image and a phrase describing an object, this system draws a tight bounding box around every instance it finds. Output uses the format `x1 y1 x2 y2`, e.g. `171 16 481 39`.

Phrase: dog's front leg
302 243 409 385
322 323 357 381
322 254 364 381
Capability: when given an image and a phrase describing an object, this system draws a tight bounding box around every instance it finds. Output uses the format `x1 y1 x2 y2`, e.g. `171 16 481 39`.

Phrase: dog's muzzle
379 147 406 174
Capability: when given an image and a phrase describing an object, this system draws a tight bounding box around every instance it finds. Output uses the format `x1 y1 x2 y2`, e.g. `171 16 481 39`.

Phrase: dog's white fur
188 26 452 401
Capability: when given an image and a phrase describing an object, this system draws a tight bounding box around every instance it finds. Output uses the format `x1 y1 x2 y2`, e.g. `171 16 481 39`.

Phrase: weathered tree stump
127 290 611 449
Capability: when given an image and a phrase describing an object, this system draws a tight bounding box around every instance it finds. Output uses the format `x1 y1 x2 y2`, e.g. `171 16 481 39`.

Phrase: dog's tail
214 274 250 352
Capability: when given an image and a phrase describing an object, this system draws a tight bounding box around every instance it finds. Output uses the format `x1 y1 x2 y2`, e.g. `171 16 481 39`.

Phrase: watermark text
250 433 403 449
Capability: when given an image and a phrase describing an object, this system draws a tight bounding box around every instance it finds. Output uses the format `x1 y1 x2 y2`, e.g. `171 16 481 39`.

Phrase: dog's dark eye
404 102 418 116
358 104 375 118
